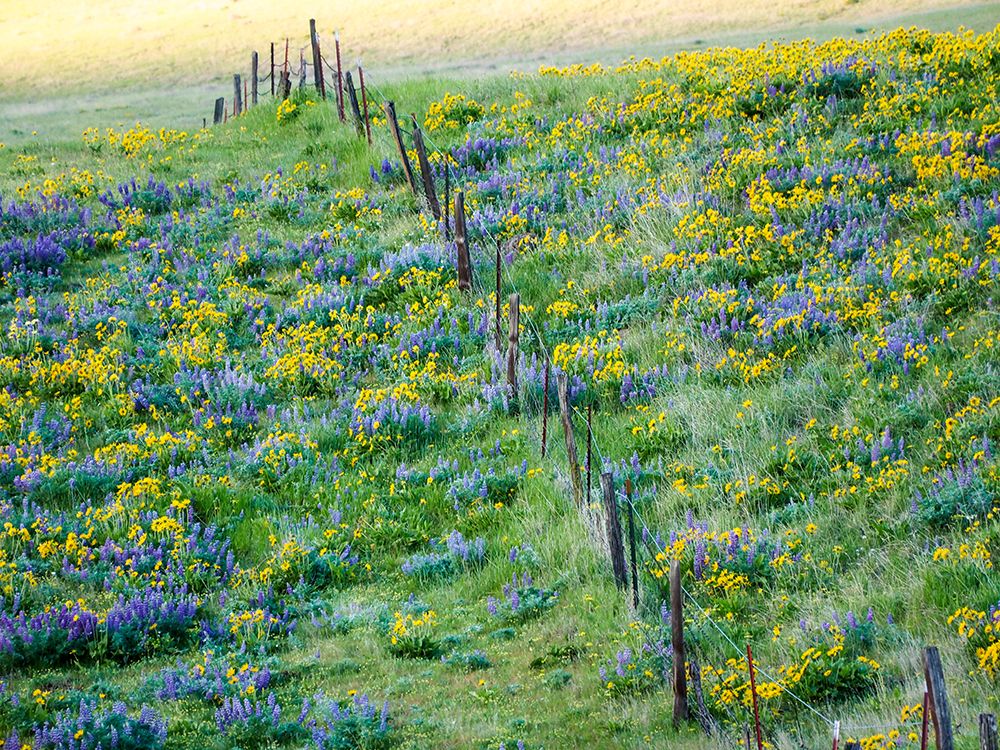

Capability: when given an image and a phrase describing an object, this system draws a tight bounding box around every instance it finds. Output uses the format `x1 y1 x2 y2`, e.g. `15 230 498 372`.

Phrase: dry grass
1 0 999 142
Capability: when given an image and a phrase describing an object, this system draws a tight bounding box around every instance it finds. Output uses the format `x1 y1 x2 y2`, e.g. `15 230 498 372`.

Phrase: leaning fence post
251 51 259 106
556 373 583 507
454 191 472 292
600 472 628 590
233 74 243 115
344 71 365 137
410 115 442 220
923 646 955 750
309 19 325 98
506 293 520 399
625 477 638 609
670 560 688 725
213 97 225 125
358 65 372 145
981 714 999 750
384 101 418 195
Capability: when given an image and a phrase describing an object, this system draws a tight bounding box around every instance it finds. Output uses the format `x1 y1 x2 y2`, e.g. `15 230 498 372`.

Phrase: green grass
0 19 999 750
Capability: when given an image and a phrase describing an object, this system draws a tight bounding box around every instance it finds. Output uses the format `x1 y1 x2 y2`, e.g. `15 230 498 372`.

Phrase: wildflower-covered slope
0 25 999 750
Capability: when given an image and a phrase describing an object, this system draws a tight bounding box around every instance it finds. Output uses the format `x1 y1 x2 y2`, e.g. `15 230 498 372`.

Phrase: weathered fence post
625 477 638 609
541 362 549 458
283 38 289 75
556 373 583 507
747 644 763 749
384 101 418 195
213 97 225 125
454 191 472 292
233 74 243 115
410 115 442 220
279 71 291 100
506 293 520 398
309 19 325 98
832 720 840 750
270 42 275 97
670 560 688 726
601 472 628 590
251 51 259 106
358 65 371 145
334 32 345 121
298 49 306 89
981 714 999 750
344 71 365 137
923 646 954 750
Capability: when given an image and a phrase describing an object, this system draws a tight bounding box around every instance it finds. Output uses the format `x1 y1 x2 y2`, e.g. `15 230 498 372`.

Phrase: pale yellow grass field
1 0 998 141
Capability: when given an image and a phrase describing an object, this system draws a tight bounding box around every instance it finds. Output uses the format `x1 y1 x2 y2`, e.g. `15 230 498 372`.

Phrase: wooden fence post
556 372 583 507
298 49 306 89
309 19 325 98
213 97 225 125
601 472 628 590
358 65 371 145
384 101 418 195
344 71 365 137
670 560 688 725
832 720 840 750
625 477 639 609
251 51 259 106
923 646 955 750
747 644 763 750
334 32 345 121
279 71 291 100
233 74 243 115
506 293 520 398
541 362 549 458
454 191 472 291
270 42 275 97
981 714 999 750
410 116 442 220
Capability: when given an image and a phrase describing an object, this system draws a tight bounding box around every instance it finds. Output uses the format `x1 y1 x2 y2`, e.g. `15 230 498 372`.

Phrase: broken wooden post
384 101 418 195
981 714 999 750
358 65 372 145
233 74 243 115
556 372 583 507
625 477 639 609
213 97 225 125
671 560 688 726
506 293 520 398
309 19 325 98
454 190 472 291
344 71 365 137
410 115 442 220
601 472 627 590
923 646 954 750
251 51 259 106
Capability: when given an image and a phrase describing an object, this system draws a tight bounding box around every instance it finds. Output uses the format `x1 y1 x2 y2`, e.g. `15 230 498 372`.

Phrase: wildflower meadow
0 21 998 750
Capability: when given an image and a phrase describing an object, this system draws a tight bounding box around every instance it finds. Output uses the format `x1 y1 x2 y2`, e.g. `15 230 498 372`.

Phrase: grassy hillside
2 1 1000 143
0 22 999 750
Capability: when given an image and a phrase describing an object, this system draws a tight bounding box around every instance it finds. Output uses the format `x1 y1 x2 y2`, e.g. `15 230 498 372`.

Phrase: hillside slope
0 24 999 750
